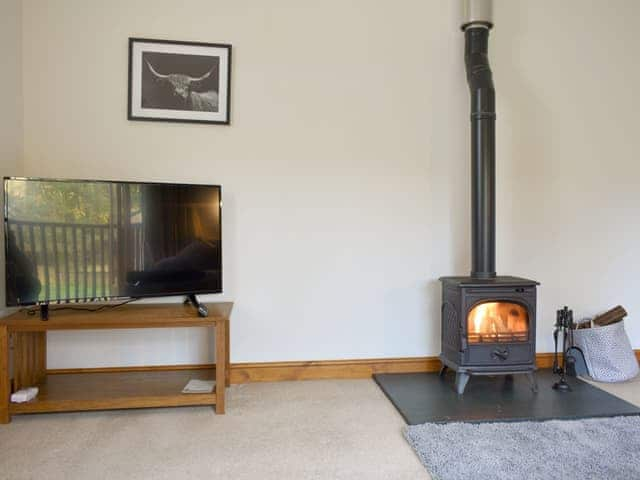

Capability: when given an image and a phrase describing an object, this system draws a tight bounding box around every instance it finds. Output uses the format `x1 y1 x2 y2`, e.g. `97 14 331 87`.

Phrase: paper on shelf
182 379 215 394
11 387 39 403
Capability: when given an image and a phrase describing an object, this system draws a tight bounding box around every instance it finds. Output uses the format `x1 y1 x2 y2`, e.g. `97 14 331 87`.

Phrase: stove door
467 301 529 344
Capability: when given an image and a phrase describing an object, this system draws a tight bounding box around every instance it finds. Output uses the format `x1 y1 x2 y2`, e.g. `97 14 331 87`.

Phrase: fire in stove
467 302 529 344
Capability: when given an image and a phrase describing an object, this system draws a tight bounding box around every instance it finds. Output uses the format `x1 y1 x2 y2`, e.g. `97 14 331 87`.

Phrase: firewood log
576 321 591 329
592 305 627 327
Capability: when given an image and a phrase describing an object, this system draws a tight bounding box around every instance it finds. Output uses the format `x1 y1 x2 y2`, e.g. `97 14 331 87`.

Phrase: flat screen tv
3 177 222 308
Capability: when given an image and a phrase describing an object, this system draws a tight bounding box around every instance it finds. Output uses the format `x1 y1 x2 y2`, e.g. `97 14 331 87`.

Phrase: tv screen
4 177 222 306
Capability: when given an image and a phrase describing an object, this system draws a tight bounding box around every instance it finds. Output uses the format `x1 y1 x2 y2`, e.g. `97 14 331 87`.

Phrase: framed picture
128 38 232 124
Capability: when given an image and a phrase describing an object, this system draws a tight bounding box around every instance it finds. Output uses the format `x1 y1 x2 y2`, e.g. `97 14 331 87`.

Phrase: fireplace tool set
552 306 575 391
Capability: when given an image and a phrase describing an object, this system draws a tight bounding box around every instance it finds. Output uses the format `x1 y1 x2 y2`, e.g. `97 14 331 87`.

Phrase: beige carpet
0 379 427 480
582 373 640 406
1 375 639 480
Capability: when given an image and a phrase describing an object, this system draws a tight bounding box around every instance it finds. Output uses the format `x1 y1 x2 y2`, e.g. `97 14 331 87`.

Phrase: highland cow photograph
142 52 220 112
128 38 231 124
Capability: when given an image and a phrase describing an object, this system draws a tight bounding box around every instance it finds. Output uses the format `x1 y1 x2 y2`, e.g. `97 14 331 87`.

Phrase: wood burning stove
439 0 539 394
439 276 539 394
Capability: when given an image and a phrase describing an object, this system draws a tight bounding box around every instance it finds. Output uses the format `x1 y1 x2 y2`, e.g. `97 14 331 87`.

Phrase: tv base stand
0 302 232 424
184 294 209 317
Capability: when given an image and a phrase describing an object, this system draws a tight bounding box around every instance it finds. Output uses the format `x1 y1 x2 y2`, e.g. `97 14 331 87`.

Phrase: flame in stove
467 302 529 343
473 303 493 334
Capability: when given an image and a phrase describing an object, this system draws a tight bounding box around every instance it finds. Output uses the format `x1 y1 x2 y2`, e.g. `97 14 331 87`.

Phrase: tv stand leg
184 294 208 317
225 318 230 387
0 326 10 424
215 319 226 414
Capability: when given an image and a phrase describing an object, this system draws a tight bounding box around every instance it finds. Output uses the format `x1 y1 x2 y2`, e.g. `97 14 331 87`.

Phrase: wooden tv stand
0 302 233 424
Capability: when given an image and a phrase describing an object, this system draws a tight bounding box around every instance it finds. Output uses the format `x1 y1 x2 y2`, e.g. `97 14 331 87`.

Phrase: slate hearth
373 369 640 425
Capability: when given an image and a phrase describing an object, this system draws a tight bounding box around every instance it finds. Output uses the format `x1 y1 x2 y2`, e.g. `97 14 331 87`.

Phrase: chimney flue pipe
462 0 496 279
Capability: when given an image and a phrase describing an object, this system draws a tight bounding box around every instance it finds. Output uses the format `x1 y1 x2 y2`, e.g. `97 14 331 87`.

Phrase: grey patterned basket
573 320 639 383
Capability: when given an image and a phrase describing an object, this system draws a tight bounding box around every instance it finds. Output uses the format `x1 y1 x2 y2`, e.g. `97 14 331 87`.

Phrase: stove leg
504 374 514 387
455 372 470 395
439 365 448 377
526 372 538 393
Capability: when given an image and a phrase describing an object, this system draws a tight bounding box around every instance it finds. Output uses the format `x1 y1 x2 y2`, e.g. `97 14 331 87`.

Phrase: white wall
492 0 640 351
13 0 640 368
0 0 23 315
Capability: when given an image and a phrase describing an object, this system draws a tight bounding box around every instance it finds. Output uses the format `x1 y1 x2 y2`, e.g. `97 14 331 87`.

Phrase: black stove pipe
464 25 496 279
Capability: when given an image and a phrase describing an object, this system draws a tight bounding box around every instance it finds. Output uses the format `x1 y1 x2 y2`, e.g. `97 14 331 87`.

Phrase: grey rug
405 415 640 480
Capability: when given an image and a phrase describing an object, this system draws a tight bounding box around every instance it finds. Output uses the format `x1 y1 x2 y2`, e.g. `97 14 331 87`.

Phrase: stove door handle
492 348 509 361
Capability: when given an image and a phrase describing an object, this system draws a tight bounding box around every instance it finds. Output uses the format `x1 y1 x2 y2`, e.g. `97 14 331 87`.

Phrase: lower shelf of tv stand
10 368 218 415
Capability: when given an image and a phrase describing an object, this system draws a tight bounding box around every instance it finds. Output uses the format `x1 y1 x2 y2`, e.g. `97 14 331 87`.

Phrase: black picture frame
128 38 232 125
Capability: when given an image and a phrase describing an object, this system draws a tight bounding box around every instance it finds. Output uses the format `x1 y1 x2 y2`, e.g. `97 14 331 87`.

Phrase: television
3 177 222 312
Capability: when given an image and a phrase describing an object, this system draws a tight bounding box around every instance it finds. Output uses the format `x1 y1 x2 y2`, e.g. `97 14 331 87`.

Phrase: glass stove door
467 302 529 344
